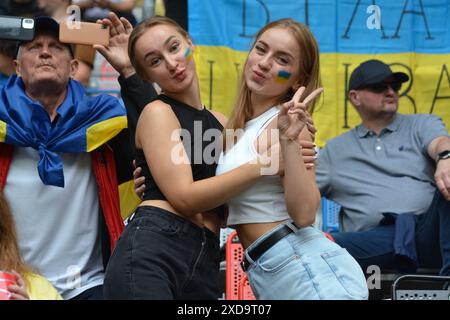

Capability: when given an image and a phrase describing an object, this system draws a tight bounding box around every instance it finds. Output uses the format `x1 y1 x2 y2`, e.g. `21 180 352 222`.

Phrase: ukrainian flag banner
188 0 450 146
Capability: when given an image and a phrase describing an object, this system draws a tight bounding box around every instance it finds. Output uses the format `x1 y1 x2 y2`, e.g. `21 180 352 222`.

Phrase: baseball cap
15 16 74 58
348 60 409 91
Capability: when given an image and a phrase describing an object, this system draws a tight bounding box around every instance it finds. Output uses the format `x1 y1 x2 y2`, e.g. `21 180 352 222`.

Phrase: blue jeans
332 191 450 276
103 206 220 299
244 222 368 300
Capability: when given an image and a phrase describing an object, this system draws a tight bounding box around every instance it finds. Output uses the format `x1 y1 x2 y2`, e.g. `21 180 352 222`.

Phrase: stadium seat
391 274 450 300
321 197 341 233
225 231 255 300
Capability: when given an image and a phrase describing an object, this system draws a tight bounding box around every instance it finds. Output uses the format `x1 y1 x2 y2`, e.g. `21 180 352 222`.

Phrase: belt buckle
241 259 249 272
124 212 136 225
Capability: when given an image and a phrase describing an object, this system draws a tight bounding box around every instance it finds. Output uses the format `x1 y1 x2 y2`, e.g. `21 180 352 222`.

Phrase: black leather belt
241 223 297 272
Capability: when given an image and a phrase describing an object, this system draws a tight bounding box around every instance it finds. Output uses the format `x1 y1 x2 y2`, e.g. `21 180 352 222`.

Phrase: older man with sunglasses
316 59 450 280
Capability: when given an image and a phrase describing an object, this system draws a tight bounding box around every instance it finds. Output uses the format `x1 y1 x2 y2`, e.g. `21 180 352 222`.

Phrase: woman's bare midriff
139 200 220 236
236 221 288 250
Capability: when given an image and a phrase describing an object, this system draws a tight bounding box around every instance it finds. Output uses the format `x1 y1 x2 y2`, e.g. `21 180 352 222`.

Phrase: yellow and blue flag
276 70 291 84
188 0 450 146
0 76 127 187
185 47 193 61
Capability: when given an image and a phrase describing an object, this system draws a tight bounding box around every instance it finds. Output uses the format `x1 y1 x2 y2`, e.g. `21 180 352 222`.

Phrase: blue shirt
0 73 10 88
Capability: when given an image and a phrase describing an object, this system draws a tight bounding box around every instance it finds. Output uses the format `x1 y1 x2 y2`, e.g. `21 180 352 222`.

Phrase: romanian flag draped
0 76 127 187
188 0 450 147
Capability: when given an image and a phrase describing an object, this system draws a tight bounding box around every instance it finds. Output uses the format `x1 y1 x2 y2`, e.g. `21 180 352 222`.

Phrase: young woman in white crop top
215 19 368 300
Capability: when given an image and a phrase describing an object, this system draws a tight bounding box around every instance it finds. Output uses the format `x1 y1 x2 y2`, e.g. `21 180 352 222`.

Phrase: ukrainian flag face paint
276 70 291 84
184 47 192 62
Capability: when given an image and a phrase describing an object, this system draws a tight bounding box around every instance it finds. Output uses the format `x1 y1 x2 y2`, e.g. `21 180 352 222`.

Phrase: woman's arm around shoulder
136 102 267 217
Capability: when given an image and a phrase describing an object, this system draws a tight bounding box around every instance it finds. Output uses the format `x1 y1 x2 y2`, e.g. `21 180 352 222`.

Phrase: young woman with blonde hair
102 15 278 299
215 18 369 300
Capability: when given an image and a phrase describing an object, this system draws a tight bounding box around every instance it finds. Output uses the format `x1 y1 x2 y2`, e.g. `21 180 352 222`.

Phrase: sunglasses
363 82 402 93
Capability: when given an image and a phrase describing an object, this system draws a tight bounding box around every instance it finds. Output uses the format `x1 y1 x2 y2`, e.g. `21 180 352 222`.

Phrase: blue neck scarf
0 75 127 187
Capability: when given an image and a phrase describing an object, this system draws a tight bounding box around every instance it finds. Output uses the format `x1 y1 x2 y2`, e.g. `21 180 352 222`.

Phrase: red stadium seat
225 231 255 300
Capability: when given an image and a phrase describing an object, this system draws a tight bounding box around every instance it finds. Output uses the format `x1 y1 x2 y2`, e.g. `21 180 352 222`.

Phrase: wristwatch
436 150 450 163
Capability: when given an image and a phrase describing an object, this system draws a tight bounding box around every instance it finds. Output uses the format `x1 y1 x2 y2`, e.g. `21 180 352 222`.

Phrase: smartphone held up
59 19 110 46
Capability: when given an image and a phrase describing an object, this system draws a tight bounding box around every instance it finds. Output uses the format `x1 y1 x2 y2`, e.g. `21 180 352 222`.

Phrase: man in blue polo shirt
316 59 450 276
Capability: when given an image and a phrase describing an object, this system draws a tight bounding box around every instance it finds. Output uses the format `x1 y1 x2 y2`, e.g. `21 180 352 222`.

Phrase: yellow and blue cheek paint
184 47 193 61
276 70 291 84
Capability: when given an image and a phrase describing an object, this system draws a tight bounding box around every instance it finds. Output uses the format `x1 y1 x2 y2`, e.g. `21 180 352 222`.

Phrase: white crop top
216 106 290 226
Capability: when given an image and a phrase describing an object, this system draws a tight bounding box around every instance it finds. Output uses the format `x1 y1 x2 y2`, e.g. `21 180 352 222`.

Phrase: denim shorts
103 206 220 299
244 222 369 300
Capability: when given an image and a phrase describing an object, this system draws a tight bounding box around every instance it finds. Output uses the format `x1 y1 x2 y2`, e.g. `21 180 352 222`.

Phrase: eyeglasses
363 82 402 93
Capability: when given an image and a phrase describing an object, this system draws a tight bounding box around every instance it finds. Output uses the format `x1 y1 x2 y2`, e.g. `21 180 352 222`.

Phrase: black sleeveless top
135 94 224 203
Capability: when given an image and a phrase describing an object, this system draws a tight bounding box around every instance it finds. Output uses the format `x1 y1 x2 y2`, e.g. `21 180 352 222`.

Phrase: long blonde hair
0 192 32 288
225 19 321 137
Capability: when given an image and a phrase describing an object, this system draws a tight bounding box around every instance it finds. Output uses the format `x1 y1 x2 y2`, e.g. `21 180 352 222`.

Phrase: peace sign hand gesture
278 87 323 141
